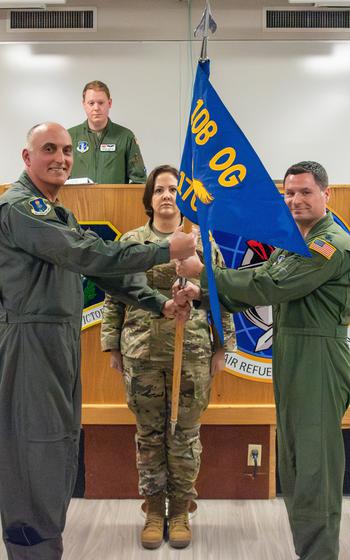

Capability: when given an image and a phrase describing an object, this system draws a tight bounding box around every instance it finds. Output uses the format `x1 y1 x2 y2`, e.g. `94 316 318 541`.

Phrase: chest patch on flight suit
77 141 89 153
100 144 116 152
309 237 336 259
29 197 51 216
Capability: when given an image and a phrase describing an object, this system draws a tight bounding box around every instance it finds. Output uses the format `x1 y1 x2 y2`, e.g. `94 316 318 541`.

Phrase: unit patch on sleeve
309 237 336 260
29 197 51 216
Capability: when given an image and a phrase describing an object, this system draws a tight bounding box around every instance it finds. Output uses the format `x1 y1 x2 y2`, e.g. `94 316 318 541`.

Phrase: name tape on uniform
100 144 116 152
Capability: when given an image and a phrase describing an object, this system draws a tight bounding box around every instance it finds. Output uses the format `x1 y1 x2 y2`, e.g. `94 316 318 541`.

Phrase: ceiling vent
7 7 96 31
265 7 350 29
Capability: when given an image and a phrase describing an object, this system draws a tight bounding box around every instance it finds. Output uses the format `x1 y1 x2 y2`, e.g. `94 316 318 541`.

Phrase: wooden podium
1 182 349 499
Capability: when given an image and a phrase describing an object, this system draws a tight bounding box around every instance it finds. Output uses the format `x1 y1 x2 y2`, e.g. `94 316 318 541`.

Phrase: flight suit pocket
23 323 78 442
65 434 79 500
269 255 301 282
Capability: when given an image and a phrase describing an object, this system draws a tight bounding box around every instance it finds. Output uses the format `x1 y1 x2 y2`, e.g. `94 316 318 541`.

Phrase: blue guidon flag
177 60 310 341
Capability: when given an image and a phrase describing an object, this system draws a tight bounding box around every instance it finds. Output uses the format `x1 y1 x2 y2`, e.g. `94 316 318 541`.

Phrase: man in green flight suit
175 161 350 560
0 122 196 560
68 80 147 184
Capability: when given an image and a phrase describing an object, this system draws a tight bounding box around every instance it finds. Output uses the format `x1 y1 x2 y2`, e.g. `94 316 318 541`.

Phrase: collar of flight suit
18 172 66 208
305 211 334 243
18 171 53 200
83 117 111 138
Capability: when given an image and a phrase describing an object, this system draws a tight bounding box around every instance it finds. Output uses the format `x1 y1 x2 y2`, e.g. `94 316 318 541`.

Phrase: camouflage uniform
101 221 235 500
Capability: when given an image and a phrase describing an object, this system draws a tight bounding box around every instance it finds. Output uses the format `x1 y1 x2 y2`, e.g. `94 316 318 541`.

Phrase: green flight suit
0 172 171 560
68 119 147 184
202 213 350 560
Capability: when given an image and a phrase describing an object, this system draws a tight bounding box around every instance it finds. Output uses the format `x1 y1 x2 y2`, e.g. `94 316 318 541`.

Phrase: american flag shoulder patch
309 237 336 260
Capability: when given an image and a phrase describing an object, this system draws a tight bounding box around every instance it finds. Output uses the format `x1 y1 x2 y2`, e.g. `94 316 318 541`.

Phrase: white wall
209 41 350 182
1 38 350 183
1 0 350 183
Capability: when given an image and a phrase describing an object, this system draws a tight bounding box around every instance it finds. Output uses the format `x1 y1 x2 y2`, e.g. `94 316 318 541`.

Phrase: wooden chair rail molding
81 402 350 427
0 183 349 428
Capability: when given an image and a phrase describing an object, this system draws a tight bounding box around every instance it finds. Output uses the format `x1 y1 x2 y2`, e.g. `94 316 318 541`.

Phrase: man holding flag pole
176 160 350 560
174 2 350 559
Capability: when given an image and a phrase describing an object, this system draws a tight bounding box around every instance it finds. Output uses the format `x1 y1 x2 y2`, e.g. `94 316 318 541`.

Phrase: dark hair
283 161 328 191
82 80 111 100
143 165 179 219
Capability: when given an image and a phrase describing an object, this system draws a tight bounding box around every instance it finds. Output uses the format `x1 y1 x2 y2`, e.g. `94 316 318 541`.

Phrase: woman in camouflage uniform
101 165 235 550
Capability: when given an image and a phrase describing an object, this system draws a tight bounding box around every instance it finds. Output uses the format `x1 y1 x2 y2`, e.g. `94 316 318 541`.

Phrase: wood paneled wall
84 424 273 499
56 184 350 427
1 182 349 498
0 183 349 427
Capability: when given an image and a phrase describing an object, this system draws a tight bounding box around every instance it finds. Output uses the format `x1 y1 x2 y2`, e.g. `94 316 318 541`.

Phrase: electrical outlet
247 444 262 466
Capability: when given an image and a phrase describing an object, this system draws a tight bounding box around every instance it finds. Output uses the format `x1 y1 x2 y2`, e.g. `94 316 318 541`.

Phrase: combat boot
141 492 166 549
168 497 191 548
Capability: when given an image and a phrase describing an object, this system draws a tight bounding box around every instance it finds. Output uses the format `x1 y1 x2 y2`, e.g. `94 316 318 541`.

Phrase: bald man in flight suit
0 122 195 560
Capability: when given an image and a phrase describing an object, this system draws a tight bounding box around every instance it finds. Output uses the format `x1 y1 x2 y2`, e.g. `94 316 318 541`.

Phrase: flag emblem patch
309 238 336 259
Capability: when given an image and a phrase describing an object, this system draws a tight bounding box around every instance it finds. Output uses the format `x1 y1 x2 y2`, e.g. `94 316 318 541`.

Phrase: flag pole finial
194 0 217 62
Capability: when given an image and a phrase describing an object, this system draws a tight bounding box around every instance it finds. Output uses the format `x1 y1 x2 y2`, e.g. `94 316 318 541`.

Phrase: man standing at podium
69 80 147 184
0 122 194 560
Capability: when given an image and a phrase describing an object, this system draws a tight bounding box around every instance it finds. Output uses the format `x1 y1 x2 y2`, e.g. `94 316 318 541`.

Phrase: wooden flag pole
170 280 186 435
170 0 216 435
170 218 192 435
